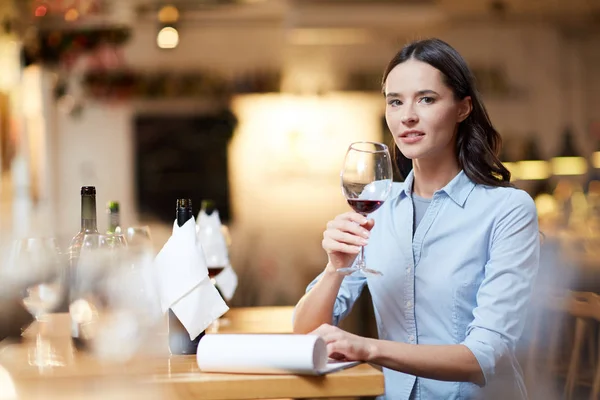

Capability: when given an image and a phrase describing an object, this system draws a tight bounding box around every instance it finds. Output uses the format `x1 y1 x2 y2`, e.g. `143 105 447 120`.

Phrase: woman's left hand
310 324 374 362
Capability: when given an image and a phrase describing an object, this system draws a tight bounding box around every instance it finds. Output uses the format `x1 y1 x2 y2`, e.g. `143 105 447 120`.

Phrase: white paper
197 334 360 375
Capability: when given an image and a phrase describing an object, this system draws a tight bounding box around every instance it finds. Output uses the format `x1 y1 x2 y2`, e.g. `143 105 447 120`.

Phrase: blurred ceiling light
517 137 550 180
551 156 588 176
517 160 551 180
593 151 600 169
502 161 520 181
64 8 80 22
158 5 179 23
287 28 370 46
34 5 47 17
157 26 179 49
551 128 587 176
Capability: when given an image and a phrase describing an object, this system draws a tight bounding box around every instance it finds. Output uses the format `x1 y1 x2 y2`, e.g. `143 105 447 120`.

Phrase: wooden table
210 306 296 334
0 307 385 400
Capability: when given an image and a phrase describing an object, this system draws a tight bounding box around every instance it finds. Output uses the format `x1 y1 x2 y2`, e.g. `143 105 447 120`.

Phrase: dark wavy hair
382 38 511 186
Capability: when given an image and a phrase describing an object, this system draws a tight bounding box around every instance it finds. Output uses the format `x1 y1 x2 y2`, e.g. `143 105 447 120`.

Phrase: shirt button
408 335 415 342
406 267 411 274
406 300 412 308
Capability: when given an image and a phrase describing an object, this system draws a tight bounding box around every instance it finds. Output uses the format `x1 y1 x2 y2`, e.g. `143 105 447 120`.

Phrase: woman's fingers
325 230 368 247
326 219 371 239
322 237 361 254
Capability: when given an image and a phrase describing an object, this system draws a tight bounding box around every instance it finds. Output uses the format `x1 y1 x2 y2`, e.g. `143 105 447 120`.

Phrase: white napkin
197 210 238 301
154 217 229 340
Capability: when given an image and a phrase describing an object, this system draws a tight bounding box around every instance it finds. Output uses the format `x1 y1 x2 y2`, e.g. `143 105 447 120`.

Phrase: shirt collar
399 169 476 207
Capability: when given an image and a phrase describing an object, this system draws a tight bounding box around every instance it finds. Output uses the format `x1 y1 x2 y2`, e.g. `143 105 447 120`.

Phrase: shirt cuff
461 327 509 386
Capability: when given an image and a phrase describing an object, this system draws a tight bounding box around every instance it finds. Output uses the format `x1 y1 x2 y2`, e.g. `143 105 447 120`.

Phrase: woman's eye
388 99 402 106
419 97 434 104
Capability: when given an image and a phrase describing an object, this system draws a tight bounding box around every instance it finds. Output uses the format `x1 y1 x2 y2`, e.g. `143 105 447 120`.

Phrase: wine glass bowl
125 226 153 249
339 141 393 276
12 238 64 320
69 233 128 352
8 237 66 368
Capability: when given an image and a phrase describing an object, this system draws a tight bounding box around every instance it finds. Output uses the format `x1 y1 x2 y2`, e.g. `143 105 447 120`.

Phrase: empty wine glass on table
10 237 66 367
339 141 393 276
69 233 127 351
92 242 162 362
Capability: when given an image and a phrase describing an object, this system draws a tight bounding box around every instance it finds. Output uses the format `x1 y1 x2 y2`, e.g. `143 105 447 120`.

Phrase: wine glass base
337 267 383 276
361 267 383 276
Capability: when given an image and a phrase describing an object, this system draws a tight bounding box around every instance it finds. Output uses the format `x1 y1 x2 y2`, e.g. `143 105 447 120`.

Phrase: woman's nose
401 113 418 124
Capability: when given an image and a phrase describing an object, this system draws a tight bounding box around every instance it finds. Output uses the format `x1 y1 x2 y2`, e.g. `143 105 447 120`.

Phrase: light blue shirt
303 170 540 400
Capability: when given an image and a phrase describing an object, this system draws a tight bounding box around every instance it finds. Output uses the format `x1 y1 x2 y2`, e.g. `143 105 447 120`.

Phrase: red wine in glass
208 266 226 279
347 199 384 216
339 141 393 276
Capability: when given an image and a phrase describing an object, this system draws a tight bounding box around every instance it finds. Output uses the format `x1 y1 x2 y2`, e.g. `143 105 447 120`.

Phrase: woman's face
384 58 471 162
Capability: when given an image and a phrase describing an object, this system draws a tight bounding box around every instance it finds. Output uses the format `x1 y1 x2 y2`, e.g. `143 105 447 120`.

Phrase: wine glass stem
358 245 366 270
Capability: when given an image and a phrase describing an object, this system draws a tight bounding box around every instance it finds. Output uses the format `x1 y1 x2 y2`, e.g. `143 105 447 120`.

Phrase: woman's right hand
322 212 375 271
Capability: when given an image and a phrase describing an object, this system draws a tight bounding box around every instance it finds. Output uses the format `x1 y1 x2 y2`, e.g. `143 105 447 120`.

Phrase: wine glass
69 233 126 351
93 243 162 362
11 237 66 367
338 141 393 276
197 211 232 333
125 226 153 249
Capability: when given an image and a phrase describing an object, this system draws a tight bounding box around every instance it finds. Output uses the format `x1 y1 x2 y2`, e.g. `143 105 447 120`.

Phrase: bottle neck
108 212 120 233
81 195 98 233
177 208 193 227
201 199 215 215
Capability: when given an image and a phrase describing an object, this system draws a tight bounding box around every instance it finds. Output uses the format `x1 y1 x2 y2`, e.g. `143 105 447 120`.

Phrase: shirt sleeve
461 189 540 386
301 268 367 326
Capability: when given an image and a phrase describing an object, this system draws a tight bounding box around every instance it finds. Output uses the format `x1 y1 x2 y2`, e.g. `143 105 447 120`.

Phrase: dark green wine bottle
168 199 205 355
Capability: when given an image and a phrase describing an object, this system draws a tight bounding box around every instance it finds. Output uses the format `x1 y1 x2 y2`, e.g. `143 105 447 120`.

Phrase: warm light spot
35 5 47 17
517 160 551 180
535 194 558 217
158 5 179 23
157 27 179 49
64 8 80 22
593 152 600 169
551 156 588 176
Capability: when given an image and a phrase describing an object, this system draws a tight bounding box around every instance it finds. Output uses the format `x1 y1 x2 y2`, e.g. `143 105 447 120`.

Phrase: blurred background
0 0 599 397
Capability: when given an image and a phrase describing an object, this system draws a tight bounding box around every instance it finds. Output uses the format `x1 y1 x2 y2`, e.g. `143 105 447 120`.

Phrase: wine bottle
168 198 205 355
69 186 99 350
200 199 216 215
106 201 121 234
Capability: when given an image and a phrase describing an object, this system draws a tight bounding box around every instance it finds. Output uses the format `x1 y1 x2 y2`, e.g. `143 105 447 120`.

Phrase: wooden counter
0 307 385 400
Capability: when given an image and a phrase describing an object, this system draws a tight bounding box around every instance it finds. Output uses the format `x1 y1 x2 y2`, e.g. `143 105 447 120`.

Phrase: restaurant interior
0 0 600 398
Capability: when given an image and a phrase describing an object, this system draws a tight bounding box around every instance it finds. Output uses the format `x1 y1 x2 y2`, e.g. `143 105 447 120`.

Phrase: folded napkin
214 265 238 301
154 217 229 340
197 210 238 301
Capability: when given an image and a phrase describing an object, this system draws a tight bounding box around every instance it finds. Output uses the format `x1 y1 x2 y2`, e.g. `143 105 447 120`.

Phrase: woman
293 38 540 400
